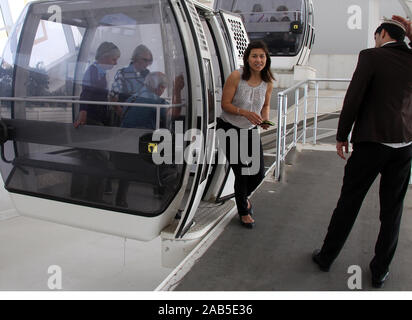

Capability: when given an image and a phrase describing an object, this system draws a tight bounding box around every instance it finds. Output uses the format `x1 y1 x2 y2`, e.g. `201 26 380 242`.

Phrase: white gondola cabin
214 0 315 70
0 0 249 241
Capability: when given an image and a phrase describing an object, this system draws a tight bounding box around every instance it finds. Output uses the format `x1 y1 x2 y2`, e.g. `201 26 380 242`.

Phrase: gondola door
201 9 249 203
172 0 217 238
172 2 250 238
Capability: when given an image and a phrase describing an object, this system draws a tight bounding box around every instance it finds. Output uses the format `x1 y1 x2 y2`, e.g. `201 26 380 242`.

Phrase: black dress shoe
312 249 330 272
371 271 389 289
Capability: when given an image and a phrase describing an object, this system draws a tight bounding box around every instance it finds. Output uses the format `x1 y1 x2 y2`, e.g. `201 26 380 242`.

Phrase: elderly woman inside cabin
74 42 120 128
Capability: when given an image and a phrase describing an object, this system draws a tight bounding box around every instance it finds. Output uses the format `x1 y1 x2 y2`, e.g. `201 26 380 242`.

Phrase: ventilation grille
226 18 248 61
220 12 249 67
185 0 208 52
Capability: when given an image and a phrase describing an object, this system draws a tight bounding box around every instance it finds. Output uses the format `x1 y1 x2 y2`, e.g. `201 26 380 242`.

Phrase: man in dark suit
312 19 412 288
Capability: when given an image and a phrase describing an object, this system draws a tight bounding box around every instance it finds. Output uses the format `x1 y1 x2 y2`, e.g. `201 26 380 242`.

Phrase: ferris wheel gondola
0 0 249 241
214 0 315 70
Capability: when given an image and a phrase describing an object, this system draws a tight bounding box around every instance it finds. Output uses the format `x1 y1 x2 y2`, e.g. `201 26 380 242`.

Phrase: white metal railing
0 97 184 129
273 78 351 181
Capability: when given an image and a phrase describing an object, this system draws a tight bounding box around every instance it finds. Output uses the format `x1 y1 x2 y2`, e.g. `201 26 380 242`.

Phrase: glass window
216 14 235 71
0 3 28 118
215 0 306 56
0 9 7 51
201 18 222 120
0 1 37 52
203 58 215 125
1 0 189 217
0 9 9 97
309 28 314 49
7 0 34 22
30 20 70 69
308 2 314 26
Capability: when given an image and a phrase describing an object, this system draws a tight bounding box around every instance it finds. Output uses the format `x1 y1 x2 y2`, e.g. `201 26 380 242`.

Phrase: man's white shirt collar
381 41 397 47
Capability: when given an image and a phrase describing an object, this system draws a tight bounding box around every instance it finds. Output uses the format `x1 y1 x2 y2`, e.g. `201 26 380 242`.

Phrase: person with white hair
249 3 267 23
120 71 184 129
114 71 184 208
121 72 168 129
109 44 153 104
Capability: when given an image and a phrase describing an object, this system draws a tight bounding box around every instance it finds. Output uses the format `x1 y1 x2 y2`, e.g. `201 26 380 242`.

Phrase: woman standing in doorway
218 40 275 229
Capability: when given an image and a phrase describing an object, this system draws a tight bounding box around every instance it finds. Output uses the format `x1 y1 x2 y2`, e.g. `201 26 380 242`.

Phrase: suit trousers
319 142 412 276
217 118 265 216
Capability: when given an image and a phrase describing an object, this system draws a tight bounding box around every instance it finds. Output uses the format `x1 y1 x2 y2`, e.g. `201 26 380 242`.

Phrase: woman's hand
260 122 271 130
243 110 262 126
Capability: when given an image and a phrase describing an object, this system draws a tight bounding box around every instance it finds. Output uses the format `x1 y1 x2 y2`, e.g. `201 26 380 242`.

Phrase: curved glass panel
215 0 306 57
0 0 189 217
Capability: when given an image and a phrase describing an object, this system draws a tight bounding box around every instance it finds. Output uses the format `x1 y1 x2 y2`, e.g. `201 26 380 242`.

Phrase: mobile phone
261 120 275 126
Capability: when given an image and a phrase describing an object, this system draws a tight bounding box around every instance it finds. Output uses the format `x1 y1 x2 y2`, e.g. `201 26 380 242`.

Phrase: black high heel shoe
247 199 253 216
239 214 255 229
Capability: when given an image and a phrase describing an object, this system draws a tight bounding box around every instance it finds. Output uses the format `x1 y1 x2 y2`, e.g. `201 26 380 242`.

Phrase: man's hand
336 141 349 160
392 15 412 42
173 74 185 92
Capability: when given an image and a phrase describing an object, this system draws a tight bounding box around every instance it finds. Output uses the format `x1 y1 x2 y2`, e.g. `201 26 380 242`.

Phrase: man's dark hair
375 23 406 42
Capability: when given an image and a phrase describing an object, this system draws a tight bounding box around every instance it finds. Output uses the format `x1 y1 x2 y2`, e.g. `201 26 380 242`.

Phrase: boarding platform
168 144 412 291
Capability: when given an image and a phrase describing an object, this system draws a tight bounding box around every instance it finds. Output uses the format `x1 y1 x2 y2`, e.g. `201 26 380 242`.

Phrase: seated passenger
109 44 153 103
114 72 184 208
107 44 153 127
276 5 291 22
121 72 184 129
249 4 267 23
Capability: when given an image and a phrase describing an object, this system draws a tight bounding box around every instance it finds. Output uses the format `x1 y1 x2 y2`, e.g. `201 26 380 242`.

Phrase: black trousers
320 142 412 276
217 119 265 216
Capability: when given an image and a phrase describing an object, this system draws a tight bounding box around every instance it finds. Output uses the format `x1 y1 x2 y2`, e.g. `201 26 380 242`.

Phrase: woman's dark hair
242 40 275 83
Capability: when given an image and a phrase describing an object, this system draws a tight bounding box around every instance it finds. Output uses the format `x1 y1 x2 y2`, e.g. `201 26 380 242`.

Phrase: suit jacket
337 42 412 143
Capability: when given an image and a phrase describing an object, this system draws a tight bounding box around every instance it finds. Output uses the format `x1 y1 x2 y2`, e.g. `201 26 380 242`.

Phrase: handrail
19 96 81 99
277 80 307 96
274 78 351 181
0 97 185 130
276 78 350 96
0 96 183 109
242 10 302 15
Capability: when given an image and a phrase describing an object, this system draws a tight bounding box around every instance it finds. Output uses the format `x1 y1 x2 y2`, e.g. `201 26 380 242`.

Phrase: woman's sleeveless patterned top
220 69 268 129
